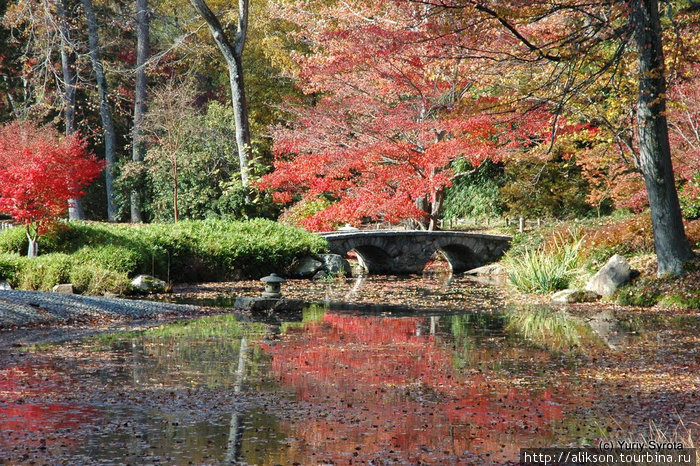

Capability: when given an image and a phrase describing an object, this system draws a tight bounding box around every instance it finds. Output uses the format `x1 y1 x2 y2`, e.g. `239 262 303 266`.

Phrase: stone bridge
319 230 511 275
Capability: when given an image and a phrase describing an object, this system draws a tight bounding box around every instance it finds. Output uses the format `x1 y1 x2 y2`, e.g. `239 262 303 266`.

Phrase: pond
0 275 698 464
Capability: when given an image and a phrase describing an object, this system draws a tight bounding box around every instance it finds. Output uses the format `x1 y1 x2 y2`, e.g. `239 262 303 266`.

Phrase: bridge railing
352 217 547 233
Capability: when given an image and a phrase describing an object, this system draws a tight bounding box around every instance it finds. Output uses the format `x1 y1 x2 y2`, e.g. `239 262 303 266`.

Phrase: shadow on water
1 276 698 463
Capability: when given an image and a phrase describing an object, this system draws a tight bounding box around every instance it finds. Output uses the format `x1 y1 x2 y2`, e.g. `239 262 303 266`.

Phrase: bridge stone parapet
318 230 511 275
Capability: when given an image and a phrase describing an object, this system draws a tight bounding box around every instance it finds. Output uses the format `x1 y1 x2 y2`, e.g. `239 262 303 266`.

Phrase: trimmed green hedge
0 219 328 294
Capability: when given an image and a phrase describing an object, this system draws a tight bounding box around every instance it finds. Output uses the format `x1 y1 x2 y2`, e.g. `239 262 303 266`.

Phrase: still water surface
0 276 698 464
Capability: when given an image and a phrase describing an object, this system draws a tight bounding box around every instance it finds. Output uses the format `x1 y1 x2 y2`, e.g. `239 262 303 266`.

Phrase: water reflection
261 309 579 463
1 298 698 464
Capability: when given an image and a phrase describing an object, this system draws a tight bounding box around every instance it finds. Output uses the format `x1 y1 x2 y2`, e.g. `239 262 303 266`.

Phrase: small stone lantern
261 273 286 298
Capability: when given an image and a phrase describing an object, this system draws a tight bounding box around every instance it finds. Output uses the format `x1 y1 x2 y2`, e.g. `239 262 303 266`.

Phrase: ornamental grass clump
505 233 583 294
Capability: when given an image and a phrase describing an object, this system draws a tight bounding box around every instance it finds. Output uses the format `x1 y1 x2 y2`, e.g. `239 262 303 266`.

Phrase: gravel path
0 289 204 329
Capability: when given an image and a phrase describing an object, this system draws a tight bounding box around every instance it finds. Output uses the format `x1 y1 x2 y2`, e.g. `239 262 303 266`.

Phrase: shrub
0 253 21 286
500 154 596 218
279 197 334 227
0 219 328 291
504 233 583 294
580 214 655 256
73 245 142 274
18 253 72 291
69 264 130 295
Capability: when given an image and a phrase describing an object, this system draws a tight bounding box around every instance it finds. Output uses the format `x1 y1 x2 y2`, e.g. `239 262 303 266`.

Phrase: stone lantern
260 273 286 298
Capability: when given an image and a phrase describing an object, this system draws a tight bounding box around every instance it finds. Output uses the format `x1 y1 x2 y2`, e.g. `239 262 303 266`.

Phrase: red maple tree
0 121 103 256
258 1 563 231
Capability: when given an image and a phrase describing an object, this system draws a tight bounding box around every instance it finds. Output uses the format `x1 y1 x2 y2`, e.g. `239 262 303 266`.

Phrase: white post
519 217 524 233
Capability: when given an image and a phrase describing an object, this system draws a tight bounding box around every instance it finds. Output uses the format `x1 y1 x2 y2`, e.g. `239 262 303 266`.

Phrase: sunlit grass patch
504 233 583 294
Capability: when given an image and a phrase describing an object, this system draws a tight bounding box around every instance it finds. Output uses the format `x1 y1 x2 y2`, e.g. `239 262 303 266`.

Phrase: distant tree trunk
82 0 118 221
56 0 85 220
631 0 692 275
131 0 150 223
190 0 251 187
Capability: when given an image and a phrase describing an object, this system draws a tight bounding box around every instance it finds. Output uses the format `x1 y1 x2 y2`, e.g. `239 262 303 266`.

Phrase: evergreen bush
0 219 328 293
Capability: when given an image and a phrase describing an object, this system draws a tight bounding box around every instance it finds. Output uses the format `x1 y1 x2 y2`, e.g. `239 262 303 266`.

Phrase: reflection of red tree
0 366 98 450
262 313 575 462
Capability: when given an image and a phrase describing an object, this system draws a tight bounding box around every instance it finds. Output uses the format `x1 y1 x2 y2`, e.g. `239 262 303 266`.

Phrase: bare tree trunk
82 0 118 221
131 0 150 222
631 0 692 275
56 0 85 220
190 0 251 187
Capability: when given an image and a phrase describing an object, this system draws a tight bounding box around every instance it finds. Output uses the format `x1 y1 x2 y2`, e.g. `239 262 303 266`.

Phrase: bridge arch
320 230 511 275
435 244 480 274
349 245 394 274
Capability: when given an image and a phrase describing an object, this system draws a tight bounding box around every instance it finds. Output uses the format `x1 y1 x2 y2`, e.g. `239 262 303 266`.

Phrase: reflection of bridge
319 230 511 275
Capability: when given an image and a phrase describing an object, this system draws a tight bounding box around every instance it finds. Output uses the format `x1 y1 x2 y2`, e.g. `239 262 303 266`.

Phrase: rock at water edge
552 289 600 304
463 263 505 276
52 283 75 294
291 256 323 279
131 274 167 293
585 254 633 297
318 254 351 277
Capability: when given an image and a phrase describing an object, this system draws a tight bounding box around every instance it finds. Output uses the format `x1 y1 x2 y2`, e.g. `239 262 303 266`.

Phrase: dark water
0 277 698 464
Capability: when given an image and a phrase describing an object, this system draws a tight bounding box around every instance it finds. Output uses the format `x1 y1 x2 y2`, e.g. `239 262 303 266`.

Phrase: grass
496 213 700 308
503 232 583 294
615 255 700 308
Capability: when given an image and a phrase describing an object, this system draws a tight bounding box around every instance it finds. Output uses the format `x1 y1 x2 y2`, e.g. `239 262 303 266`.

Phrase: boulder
52 283 74 294
551 289 599 304
585 254 633 297
318 254 351 277
290 256 323 278
463 263 505 276
131 274 167 293
0 281 11 290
